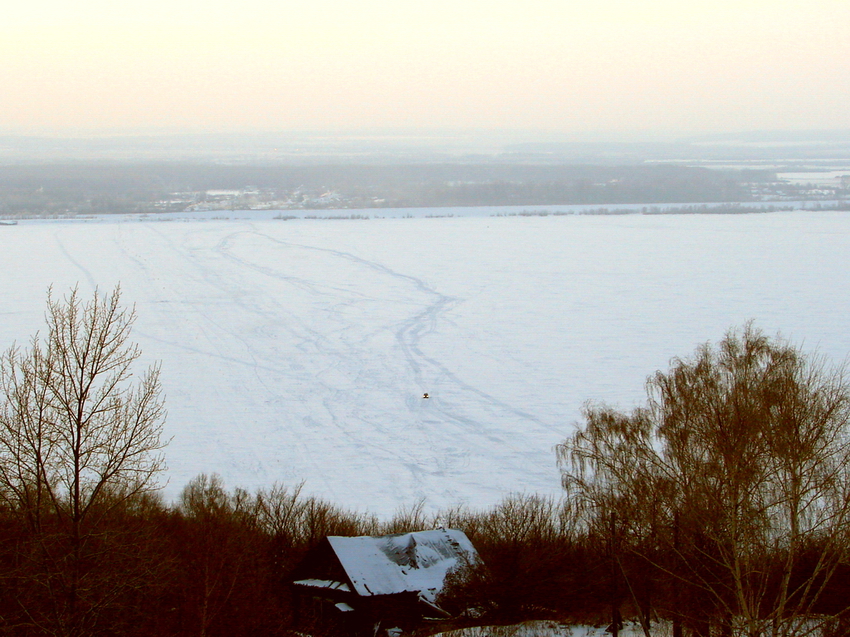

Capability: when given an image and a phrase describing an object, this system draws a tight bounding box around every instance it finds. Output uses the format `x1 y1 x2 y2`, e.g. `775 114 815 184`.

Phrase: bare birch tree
0 285 167 636
559 325 850 637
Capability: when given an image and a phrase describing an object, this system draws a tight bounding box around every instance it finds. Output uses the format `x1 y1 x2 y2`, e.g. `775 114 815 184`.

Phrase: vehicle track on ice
223 229 558 436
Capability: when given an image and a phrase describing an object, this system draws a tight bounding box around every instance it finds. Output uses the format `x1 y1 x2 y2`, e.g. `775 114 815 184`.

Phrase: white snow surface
2 207 850 516
433 620 664 636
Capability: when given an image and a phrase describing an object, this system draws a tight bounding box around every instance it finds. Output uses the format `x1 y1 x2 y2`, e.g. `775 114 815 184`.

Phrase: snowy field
434 620 666 636
2 207 850 516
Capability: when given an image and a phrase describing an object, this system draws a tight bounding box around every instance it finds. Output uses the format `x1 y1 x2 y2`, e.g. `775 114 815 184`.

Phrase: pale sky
1 0 849 138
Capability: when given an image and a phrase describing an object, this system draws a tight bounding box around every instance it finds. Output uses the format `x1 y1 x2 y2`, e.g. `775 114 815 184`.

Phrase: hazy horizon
3 0 848 138
4 127 850 142
4 128 850 166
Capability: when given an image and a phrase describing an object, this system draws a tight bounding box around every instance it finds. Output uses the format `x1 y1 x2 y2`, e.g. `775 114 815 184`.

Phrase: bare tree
177 474 258 637
559 325 850 637
0 285 167 636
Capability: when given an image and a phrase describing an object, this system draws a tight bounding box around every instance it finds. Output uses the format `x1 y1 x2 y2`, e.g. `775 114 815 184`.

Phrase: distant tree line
0 163 775 216
3 289 850 636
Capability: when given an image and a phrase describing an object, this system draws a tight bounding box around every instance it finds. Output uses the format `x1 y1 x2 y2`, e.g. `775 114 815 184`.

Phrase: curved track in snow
3 211 850 515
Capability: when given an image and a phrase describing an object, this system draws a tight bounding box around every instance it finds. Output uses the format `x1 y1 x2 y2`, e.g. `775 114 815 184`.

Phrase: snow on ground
2 208 850 516
432 620 664 636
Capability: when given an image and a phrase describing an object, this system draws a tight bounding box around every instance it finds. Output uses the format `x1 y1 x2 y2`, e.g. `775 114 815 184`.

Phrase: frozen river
2 207 849 516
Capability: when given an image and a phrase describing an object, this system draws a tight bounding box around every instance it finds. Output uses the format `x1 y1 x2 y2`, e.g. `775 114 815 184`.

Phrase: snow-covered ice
2 208 850 516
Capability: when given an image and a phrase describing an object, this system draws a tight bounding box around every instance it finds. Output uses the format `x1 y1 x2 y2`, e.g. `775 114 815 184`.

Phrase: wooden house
291 528 479 636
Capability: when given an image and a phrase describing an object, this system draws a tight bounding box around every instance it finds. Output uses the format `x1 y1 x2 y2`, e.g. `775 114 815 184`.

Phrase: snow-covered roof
293 578 352 592
326 529 478 601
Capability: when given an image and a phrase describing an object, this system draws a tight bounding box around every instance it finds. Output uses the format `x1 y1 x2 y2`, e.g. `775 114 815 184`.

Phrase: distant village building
291 528 479 636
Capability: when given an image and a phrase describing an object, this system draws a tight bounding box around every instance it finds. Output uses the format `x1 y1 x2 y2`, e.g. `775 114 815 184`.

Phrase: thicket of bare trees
558 325 850 637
